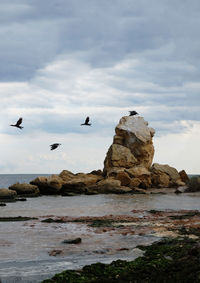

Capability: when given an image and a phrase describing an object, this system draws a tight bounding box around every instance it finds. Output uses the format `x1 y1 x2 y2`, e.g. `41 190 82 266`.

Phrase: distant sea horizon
0 173 51 188
0 173 199 189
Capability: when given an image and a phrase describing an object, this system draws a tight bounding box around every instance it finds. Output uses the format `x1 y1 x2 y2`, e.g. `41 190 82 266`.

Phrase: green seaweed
169 211 200 220
41 237 200 283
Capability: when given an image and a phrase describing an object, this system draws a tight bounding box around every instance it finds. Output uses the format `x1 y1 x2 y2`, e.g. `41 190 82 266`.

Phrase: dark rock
48 249 62 256
179 170 189 183
0 216 37 221
16 198 27 201
62 237 82 244
90 169 103 176
185 176 200 192
0 203 6 206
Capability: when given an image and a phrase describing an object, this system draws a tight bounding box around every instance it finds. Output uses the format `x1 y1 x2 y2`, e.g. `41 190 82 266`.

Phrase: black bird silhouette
10 117 23 129
50 143 61 150
129 111 138 116
81 116 91 126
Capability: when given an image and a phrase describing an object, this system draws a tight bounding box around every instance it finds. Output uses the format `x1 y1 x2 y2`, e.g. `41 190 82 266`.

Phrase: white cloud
154 121 200 174
0 0 200 173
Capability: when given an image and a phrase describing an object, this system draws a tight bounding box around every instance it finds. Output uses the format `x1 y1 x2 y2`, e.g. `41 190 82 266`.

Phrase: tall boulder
103 116 155 177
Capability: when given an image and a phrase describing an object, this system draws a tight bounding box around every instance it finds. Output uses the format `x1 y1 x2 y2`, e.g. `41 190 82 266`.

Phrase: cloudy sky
0 0 200 174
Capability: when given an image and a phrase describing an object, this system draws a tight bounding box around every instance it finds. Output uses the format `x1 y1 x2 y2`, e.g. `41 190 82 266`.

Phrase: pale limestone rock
175 180 186 187
47 175 64 190
116 116 155 144
30 175 63 194
125 166 151 177
61 173 102 194
151 163 180 181
116 171 131 186
97 178 121 187
104 116 155 175
104 144 137 170
129 178 141 188
151 173 170 188
59 170 75 182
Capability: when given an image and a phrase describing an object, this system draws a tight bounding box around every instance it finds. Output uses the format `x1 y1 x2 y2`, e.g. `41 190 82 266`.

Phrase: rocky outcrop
3 115 188 196
104 116 155 176
61 173 103 195
0 188 17 200
103 116 155 189
30 175 64 194
179 170 189 183
9 183 40 196
151 163 183 187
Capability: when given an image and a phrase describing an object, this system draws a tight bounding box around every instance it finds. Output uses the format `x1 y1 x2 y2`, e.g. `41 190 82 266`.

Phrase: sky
0 0 200 174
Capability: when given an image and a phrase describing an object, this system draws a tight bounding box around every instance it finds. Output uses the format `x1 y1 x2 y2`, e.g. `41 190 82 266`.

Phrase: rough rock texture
104 116 155 176
59 170 75 182
116 171 131 186
151 163 182 187
9 183 40 196
61 173 103 195
30 175 64 194
179 170 189 183
24 116 189 195
0 188 17 199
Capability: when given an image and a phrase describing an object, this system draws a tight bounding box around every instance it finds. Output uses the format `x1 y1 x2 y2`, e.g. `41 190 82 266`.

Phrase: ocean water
0 174 51 188
0 174 200 282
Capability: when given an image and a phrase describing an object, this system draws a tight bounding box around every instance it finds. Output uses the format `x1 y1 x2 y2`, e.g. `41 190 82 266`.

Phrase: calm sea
0 174 51 188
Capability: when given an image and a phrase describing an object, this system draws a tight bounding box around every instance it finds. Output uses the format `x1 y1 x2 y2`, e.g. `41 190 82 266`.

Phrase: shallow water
0 193 200 283
1 193 200 218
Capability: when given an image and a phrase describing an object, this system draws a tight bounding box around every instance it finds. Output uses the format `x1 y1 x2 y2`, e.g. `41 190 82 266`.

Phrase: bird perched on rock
10 117 23 129
129 111 138 116
81 116 91 126
50 143 61 150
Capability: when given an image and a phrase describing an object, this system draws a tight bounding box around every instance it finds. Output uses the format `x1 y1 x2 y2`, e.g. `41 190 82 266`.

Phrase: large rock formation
104 116 155 176
12 115 188 196
103 116 155 189
102 116 188 190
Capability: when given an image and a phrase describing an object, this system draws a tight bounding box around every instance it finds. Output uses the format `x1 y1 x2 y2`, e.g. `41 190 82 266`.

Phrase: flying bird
129 111 138 116
81 116 91 126
10 117 23 129
50 143 61 150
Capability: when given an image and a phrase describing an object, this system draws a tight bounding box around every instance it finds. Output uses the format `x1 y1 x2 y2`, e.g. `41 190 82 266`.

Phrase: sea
0 174 200 283
0 174 51 189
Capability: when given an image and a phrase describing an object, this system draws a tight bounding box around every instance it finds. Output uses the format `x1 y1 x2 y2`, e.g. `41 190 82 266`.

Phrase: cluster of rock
0 116 191 200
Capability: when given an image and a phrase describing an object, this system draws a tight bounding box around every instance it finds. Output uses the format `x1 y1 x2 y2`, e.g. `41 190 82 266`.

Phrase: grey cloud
0 0 200 137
